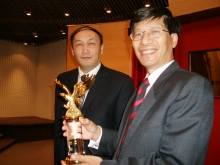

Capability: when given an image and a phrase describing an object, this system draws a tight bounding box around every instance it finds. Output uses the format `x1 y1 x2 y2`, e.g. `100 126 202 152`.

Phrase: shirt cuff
88 126 102 149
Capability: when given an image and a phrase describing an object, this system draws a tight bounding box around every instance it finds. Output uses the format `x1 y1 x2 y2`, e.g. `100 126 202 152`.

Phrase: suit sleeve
100 76 214 165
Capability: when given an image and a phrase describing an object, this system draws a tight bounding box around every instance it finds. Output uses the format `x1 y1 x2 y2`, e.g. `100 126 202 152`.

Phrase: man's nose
140 31 153 44
82 45 89 53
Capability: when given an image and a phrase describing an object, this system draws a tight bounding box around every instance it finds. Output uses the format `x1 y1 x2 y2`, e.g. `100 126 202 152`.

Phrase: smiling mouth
141 49 156 54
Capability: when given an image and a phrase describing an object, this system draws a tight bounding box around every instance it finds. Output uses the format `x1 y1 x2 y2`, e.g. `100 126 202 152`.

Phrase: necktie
78 74 87 109
115 78 150 158
81 74 87 81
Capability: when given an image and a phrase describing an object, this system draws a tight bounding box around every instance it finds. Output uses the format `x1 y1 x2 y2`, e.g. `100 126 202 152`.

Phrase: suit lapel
81 65 108 113
152 61 180 95
118 61 180 157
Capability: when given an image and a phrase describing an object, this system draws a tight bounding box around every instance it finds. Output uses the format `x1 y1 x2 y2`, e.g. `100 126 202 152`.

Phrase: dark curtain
131 49 146 88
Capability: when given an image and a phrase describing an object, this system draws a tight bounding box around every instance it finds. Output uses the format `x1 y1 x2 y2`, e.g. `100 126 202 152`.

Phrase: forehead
73 29 99 41
134 17 165 30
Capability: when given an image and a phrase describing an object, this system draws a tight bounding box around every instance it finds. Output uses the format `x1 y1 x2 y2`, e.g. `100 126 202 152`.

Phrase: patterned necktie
115 78 150 158
81 74 87 81
78 74 87 109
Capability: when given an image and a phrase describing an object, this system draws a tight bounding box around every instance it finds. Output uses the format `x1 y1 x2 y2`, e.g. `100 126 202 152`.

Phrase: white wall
0 40 67 120
34 40 67 119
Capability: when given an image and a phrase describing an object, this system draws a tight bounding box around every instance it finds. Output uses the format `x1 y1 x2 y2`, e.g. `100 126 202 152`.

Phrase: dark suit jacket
95 61 214 165
54 64 134 165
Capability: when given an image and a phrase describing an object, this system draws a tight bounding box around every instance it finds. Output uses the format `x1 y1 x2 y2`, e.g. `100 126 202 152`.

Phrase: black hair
70 26 103 46
129 7 181 37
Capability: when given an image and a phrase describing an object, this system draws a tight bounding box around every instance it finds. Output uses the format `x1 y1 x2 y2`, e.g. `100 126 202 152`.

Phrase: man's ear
171 33 178 48
71 47 74 56
101 44 104 54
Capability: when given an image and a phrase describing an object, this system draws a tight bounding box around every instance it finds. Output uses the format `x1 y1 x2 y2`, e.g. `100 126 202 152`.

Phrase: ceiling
0 0 220 46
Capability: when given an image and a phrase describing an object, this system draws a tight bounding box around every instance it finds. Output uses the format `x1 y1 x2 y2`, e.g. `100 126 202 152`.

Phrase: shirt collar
146 60 174 86
78 63 101 82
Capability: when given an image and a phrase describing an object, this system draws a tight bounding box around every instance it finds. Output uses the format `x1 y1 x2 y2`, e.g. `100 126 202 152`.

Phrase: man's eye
134 32 142 36
152 29 160 34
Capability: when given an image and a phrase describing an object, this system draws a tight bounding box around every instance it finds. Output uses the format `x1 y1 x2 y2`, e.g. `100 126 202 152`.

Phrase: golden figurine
55 74 95 164
55 74 95 120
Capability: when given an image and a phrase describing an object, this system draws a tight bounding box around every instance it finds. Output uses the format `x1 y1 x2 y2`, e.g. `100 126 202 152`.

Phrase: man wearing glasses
61 7 214 165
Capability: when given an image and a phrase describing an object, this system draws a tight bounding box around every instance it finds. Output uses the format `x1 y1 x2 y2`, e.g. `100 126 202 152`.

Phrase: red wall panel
174 17 220 165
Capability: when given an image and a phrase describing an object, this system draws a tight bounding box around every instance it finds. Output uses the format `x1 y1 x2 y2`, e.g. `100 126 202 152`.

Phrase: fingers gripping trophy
55 75 95 164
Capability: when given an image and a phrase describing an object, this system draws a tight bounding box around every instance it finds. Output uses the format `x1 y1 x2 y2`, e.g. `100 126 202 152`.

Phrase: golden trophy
55 75 95 164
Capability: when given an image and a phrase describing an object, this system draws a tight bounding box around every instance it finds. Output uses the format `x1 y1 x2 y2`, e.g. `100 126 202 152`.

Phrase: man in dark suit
61 7 214 165
54 26 134 165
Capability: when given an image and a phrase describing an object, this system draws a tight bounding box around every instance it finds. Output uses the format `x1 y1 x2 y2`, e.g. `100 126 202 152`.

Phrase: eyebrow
134 25 162 31
74 38 96 43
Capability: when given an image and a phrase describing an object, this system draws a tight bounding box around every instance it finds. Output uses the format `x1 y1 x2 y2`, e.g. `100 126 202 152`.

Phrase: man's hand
61 155 103 165
62 118 101 141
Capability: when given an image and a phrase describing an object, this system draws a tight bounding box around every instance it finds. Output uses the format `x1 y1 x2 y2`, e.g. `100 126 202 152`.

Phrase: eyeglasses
130 28 169 41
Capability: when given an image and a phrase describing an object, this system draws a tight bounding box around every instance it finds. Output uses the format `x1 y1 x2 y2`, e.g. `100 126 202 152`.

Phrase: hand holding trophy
55 75 95 164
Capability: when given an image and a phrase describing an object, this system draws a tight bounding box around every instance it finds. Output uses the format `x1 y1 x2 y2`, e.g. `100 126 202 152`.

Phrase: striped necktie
115 78 150 158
